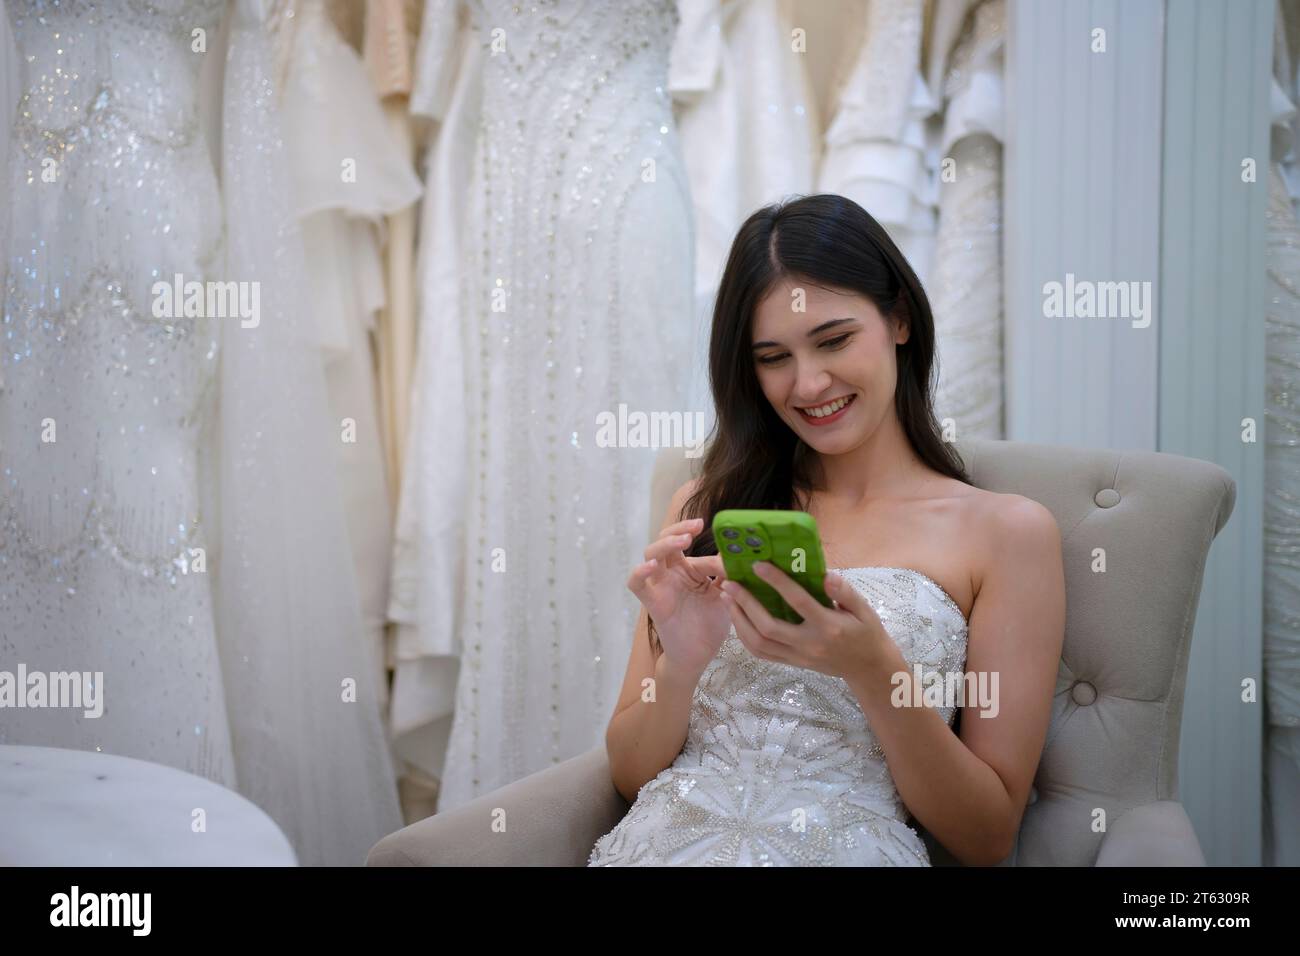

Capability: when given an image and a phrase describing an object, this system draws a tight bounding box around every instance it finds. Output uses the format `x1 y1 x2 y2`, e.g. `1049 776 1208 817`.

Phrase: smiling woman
594 193 1066 867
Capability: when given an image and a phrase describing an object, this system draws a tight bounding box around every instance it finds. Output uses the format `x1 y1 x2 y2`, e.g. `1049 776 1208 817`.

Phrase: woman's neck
806 414 926 506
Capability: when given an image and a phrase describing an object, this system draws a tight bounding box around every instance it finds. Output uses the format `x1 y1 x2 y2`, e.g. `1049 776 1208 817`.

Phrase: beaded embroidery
589 567 969 866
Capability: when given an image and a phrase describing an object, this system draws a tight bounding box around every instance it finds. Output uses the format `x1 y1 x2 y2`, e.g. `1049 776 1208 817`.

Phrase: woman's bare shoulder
965 489 1062 599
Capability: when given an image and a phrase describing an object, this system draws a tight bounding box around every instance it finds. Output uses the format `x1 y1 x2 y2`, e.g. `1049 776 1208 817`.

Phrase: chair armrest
1094 801 1206 866
365 746 628 866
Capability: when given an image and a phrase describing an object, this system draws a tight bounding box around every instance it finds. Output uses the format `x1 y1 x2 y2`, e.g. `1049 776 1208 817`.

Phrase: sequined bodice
589 567 969 866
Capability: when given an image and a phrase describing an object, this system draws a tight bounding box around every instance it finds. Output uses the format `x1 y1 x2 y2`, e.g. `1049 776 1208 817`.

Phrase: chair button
1071 680 1097 706
1095 488 1120 508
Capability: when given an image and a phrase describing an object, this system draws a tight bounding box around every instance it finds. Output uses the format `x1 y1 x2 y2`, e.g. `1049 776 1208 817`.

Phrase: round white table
0 745 297 865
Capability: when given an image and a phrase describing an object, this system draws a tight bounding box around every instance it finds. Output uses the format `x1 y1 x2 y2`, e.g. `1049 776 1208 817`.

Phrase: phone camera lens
745 536 763 547
721 528 739 539
726 543 743 553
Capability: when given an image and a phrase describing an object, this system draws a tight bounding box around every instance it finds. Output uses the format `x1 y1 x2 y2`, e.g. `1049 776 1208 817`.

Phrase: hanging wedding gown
268 0 424 706
666 0 820 414
386 0 478 797
1 0 237 785
362 0 423 508
804 0 1004 439
390 0 695 812
816 0 937 285
589 566 968 866
927 0 1005 439
0 0 401 865
1263 0 1300 867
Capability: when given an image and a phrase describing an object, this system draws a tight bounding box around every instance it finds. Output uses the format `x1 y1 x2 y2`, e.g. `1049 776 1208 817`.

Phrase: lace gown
589 567 969 866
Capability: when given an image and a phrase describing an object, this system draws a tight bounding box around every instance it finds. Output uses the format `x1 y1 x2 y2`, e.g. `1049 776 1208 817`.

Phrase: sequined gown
0 0 236 781
589 567 969 866
389 0 695 811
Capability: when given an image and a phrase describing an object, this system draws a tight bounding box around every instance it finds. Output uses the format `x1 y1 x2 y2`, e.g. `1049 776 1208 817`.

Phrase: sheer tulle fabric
269 0 423 710
212 0 403 864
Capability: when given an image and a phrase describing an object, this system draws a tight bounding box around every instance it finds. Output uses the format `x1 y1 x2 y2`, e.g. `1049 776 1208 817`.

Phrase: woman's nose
793 366 832 403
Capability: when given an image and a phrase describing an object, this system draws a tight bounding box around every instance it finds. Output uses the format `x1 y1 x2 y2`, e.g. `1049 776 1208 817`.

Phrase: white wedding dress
666 0 820 414
589 566 968 866
928 0 1006 439
1 0 236 784
806 0 1005 440
1264 0 1300 866
268 0 424 706
1 0 402 865
390 0 695 812
816 0 937 284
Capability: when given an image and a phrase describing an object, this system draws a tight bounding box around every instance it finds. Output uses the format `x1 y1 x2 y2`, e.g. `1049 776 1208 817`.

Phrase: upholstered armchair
367 438 1235 866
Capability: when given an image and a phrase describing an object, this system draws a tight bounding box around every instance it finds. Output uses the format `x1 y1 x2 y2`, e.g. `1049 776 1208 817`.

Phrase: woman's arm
845 495 1066 865
605 611 706 803
604 479 707 803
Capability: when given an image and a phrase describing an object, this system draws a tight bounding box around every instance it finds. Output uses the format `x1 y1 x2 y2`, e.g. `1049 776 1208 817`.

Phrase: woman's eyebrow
751 317 858 350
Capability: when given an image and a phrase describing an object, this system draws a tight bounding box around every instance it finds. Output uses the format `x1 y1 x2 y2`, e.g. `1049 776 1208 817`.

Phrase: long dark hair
647 193 971 656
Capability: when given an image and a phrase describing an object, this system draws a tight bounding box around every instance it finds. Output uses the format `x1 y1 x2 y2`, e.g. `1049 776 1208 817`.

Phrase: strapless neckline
832 566 968 626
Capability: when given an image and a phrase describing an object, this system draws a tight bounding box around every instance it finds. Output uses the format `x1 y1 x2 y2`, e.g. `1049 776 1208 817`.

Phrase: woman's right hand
626 517 732 676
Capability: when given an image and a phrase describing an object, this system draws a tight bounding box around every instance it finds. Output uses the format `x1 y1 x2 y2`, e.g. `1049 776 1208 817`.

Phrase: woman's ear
891 305 911 346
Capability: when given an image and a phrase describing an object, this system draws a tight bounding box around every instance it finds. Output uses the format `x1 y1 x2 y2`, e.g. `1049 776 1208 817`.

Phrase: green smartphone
712 509 834 624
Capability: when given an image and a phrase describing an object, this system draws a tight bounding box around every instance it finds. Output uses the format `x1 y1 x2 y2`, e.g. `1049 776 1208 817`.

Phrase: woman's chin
797 427 857 454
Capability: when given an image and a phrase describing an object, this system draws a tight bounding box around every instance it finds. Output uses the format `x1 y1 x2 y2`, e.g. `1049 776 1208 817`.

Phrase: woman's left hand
719 562 895 682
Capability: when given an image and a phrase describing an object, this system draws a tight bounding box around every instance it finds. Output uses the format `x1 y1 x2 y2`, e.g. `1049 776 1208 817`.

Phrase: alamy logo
891 665 1000 718
50 886 151 936
1041 272 1152 328
151 273 260 328
0 664 103 718
595 404 709 459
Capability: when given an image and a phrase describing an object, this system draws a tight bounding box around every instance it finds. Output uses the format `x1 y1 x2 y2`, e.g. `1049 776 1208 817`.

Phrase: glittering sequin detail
589 567 969 866
0 0 234 785
436 0 694 812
